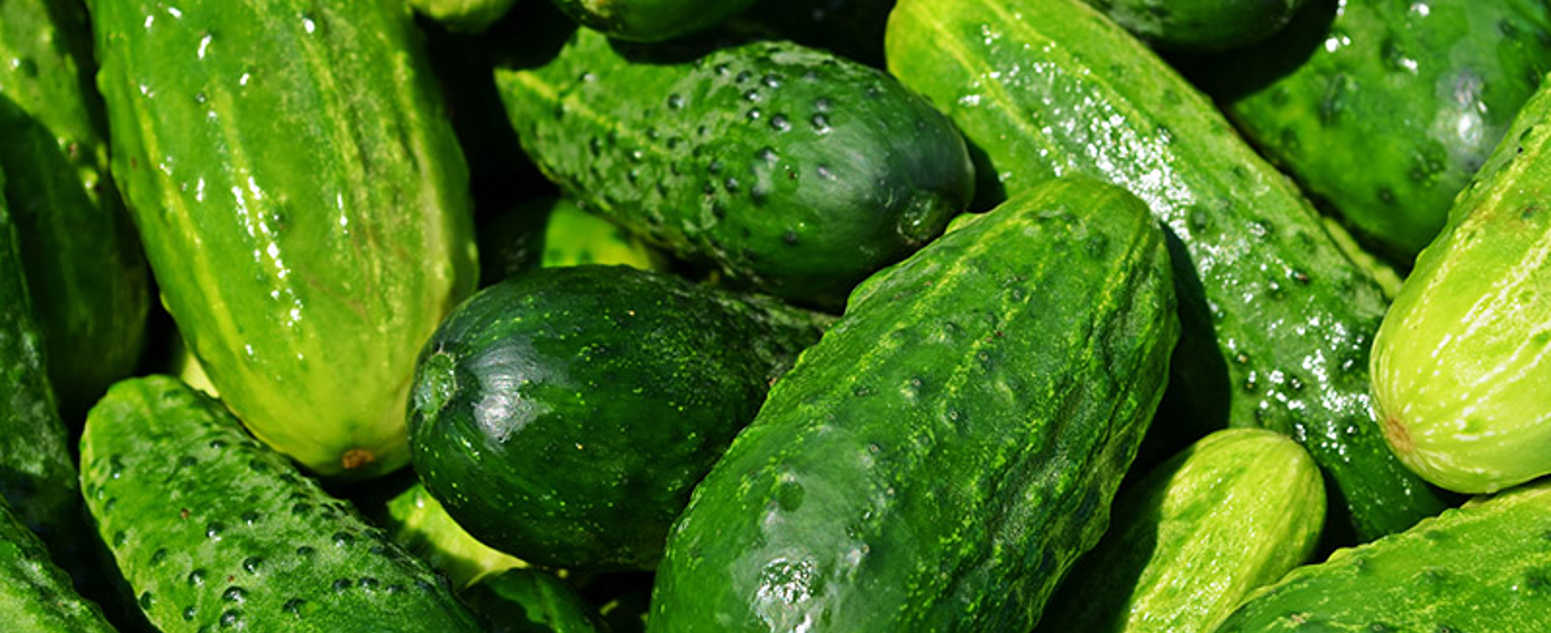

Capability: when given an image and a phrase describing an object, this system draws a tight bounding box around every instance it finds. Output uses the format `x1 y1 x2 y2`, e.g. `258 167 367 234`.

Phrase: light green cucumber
385 483 526 590
411 0 519 32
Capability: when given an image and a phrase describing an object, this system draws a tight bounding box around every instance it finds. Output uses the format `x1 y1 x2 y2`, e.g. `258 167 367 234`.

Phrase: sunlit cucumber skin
1086 0 1306 51
1371 77 1551 494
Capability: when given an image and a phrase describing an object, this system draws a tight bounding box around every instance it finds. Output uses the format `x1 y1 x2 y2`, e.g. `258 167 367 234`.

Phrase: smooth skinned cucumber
495 23 974 307
463 569 606 633
89 0 479 477
649 178 1179 632
886 0 1447 541
1038 429 1325 633
410 265 830 570
1198 0 1551 261
1370 74 1551 494
550 0 757 42
0 0 149 417
0 498 116 633
80 376 486 633
1213 480 1551 632
1086 0 1306 51
384 483 525 590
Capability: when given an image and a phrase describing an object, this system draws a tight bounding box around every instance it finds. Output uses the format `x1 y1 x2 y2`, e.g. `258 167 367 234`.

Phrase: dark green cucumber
80 376 486 633
886 0 1448 540
0 0 150 417
384 483 525 589
1371 74 1551 494
495 26 973 307
463 569 606 633
1214 480 1551 632
1039 429 1325 633
550 0 757 42
1199 0 1551 261
649 178 1178 632
409 265 830 570
0 498 116 633
411 0 519 32
1086 0 1305 51
89 0 479 477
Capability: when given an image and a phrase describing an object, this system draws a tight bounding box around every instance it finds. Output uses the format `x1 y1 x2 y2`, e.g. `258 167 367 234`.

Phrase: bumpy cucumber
1086 0 1305 51
1200 0 1551 260
410 265 830 570
1039 429 1325 633
886 0 1447 540
463 569 605 633
411 0 519 32
80 376 486 633
1371 76 1551 494
384 483 525 589
89 0 479 477
0 498 116 633
0 0 149 417
649 178 1178 632
495 25 973 307
1214 480 1551 632
549 0 756 42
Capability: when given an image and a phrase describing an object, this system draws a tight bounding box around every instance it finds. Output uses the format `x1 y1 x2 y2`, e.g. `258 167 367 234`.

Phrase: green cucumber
730 0 897 66
1199 0 1551 261
649 178 1178 632
80 375 486 633
480 197 668 285
411 0 519 32
494 25 974 307
0 0 150 417
89 0 479 477
463 569 606 633
1213 480 1551 632
1085 0 1305 51
886 0 1448 540
409 265 830 570
1370 75 1551 494
384 483 525 589
549 0 757 42
0 498 116 633
1038 428 1325 633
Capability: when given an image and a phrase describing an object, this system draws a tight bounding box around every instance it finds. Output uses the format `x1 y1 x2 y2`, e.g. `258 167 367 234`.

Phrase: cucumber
886 0 1448 541
1213 480 1551 632
88 0 480 477
411 0 519 32
480 197 669 285
549 0 757 42
1198 0 1551 261
494 24 974 308
1086 0 1305 51
1038 429 1325 633
0 498 116 633
1370 76 1551 494
463 569 606 633
0 0 150 417
649 178 1179 632
384 483 525 589
409 265 830 570
167 334 219 398
730 0 897 67
80 376 486 633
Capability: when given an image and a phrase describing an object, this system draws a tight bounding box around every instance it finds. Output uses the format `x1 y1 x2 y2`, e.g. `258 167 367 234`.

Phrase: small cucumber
0 498 116 633
384 483 525 589
463 569 606 633
480 196 669 285
1085 0 1306 51
1038 429 1325 633
80 376 486 633
549 0 756 42
411 0 519 32
1371 74 1551 494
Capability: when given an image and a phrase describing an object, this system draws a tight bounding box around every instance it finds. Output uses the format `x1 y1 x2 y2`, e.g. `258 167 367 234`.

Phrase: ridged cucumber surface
1086 0 1306 51
886 0 1448 540
0 0 150 417
1371 74 1551 494
649 178 1179 632
463 569 605 633
80 376 486 633
88 0 479 477
0 498 116 633
495 25 973 307
550 0 757 42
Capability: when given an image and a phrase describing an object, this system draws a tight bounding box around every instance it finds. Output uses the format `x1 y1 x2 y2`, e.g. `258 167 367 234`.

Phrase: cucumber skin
495 27 973 308
384 483 525 590
0 0 149 417
409 265 830 571
1086 0 1305 51
886 0 1447 541
411 0 519 32
463 569 605 633
88 0 479 477
649 178 1178 632
1370 76 1551 494
479 197 668 286
728 0 897 67
1039 429 1325 633
79 376 486 633
550 0 757 42
1214 480 1551 632
1202 0 1551 261
0 498 116 633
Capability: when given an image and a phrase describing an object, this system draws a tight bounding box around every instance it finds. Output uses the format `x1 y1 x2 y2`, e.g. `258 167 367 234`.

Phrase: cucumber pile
3 0 1551 631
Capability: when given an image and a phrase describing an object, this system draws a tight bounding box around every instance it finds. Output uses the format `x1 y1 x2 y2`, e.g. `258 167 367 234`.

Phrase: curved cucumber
1039 429 1325 633
0 498 116 633
495 26 973 307
463 569 605 633
649 178 1178 632
1200 0 1551 260
80 376 486 633
411 0 519 32
0 0 149 417
88 0 479 477
384 483 525 590
1086 0 1305 51
550 0 756 42
886 0 1448 540
410 265 830 570
1214 480 1551 632
1371 77 1551 494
